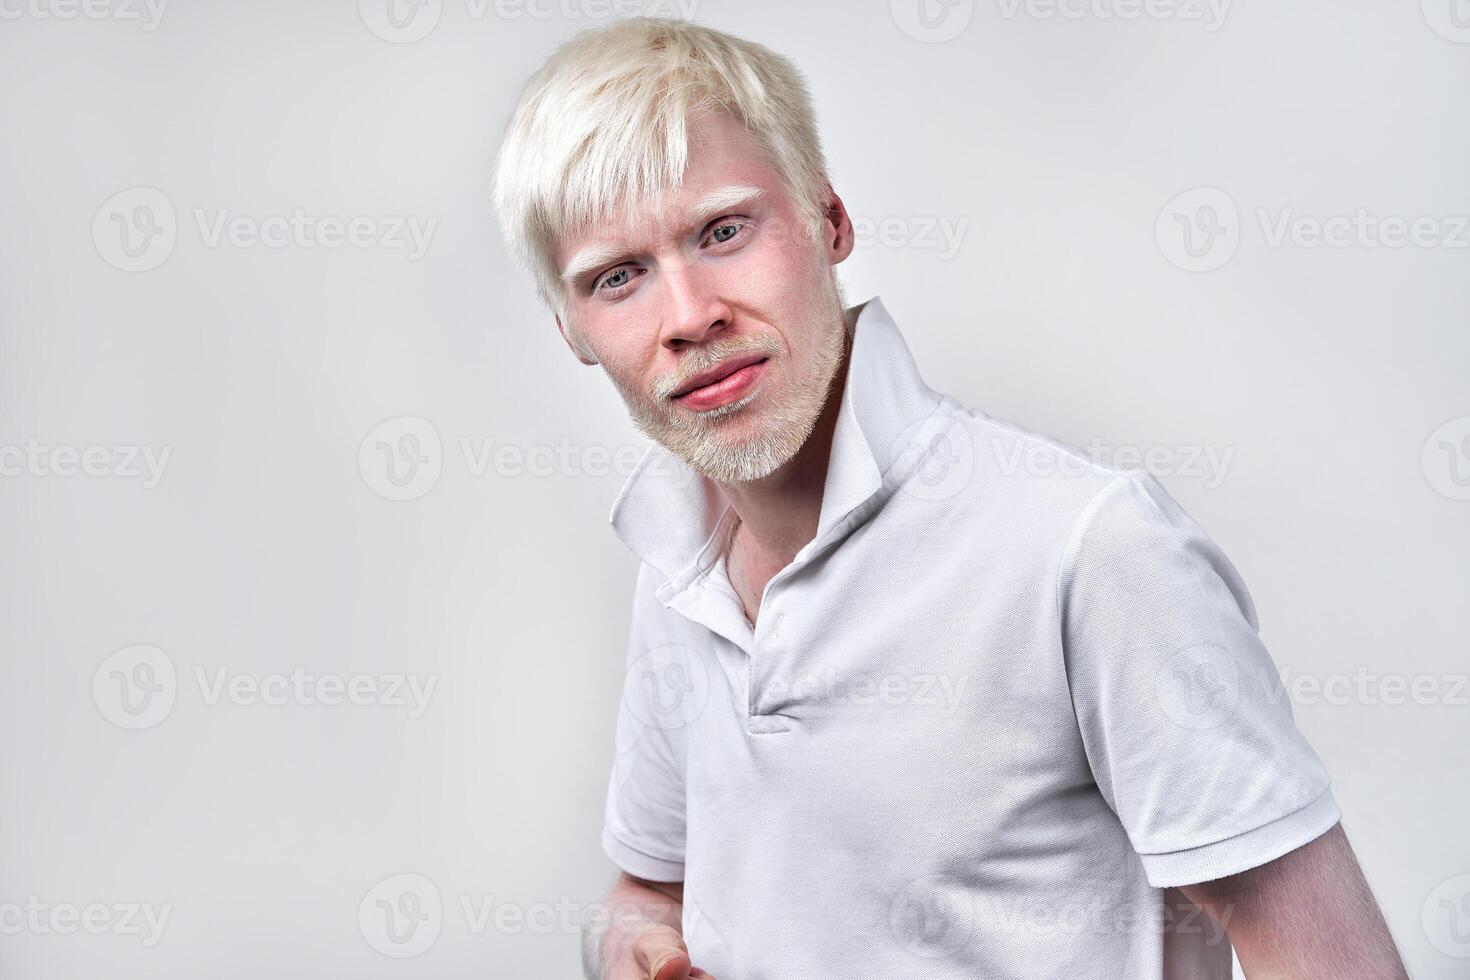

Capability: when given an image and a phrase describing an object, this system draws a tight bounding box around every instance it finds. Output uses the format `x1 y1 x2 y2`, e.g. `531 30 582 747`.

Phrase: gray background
1 0 1466 976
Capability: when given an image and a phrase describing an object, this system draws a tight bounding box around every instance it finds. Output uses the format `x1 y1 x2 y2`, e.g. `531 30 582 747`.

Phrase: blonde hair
491 16 832 320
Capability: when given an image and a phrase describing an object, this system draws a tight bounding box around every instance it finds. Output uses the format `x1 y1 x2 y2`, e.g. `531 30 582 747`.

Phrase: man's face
552 109 853 484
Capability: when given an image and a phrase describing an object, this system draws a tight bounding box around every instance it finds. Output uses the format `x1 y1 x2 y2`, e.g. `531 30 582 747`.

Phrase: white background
1 0 1466 976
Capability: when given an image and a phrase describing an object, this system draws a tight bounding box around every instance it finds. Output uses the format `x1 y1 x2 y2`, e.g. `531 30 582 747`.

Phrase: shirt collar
607 294 944 590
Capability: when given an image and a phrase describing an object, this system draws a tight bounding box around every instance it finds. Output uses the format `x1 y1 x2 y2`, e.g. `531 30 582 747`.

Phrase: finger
687 968 716 978
649 951 692 980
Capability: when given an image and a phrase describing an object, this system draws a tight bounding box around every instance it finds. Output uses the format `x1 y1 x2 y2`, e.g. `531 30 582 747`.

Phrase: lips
672 354 769 398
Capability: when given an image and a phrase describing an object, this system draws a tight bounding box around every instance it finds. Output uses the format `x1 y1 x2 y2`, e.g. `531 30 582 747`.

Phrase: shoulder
898 398 1161 545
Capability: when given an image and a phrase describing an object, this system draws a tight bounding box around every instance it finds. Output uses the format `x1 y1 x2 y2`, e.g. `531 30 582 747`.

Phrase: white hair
491 16 832 322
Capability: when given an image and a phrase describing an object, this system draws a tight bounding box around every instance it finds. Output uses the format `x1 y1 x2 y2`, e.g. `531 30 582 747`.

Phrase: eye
595 266 639 294
704 218 750 248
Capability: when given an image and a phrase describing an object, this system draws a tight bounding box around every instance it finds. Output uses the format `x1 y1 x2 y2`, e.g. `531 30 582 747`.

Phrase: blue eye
707 220 747 246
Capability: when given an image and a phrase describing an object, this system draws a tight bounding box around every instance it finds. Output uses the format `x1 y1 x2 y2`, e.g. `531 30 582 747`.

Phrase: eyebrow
559 184 768 285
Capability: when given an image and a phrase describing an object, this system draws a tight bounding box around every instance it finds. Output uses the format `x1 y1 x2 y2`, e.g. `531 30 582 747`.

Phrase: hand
603 917 717 980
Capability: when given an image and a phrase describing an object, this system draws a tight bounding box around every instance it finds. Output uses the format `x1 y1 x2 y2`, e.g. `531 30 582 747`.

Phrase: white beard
610 275 850 485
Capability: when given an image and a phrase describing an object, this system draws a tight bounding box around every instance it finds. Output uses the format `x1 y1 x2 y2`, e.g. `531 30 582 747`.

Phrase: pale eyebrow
559 184 768 285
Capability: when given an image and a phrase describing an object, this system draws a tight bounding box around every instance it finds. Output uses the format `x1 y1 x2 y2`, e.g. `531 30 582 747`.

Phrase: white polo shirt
600 295 1340 978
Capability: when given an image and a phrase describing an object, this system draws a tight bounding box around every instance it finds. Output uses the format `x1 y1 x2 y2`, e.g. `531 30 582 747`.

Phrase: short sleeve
1059 471 1340 888
601 561 689 882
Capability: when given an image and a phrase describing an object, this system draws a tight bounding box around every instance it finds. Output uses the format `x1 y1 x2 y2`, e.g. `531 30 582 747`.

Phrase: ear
820 181 856 265
555 313 599 365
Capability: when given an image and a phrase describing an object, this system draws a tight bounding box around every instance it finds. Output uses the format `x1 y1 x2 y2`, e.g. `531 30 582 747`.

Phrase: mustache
653 335 783 401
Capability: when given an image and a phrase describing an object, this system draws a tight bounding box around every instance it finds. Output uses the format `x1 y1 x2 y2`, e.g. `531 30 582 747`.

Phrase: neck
716 311 856 574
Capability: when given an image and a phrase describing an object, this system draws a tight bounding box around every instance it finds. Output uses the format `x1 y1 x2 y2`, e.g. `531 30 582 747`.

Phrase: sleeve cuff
1137 788 1342 888
602 827 686 882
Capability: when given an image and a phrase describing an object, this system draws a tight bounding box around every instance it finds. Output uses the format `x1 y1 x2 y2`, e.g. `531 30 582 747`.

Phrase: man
492 16 1407 979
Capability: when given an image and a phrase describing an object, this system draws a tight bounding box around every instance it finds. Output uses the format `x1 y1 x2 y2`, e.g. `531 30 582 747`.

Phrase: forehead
554 111 787 274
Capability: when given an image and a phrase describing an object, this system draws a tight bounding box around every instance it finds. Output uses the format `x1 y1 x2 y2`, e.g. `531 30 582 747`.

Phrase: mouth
669 355 771 412
671 354 769 399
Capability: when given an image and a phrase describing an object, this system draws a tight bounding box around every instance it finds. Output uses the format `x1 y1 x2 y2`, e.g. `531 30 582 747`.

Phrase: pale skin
553 108 853 632
1179 823 1408 978
555 110 1407 979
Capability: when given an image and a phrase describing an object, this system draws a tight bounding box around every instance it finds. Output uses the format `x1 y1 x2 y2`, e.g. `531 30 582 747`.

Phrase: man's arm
1178 822 1407 979
582 871 714 980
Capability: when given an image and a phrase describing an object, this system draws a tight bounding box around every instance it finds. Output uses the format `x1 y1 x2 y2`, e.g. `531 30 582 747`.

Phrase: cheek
718 235 824 327
583 324 658 390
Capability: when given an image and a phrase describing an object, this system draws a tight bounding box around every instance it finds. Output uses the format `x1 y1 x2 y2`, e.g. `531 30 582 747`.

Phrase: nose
658 260 733 350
